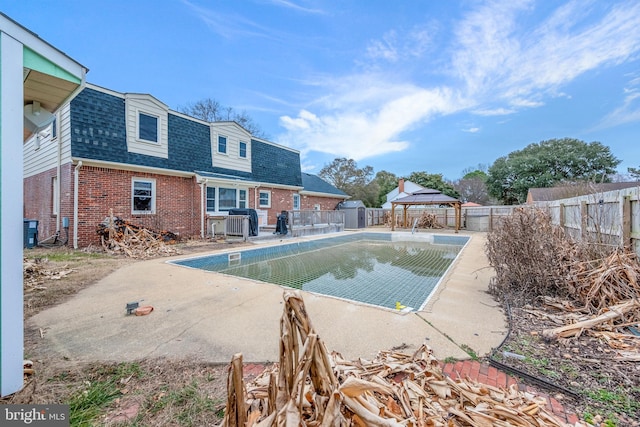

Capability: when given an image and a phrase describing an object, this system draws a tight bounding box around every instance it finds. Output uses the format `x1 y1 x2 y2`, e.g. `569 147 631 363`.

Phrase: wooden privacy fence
385 206 517 231
536 186 640 253
365 208 386 226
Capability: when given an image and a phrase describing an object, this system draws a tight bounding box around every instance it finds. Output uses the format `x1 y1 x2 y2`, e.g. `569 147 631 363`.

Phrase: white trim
136 110 161 144
132 177 156 214
300 190 349 199
125 93 168 159
72 157 193 177
217 134 228 155
251 135 300 154
205 185 249 213
52 176 59 215
259 190 271 208
0 31 25 396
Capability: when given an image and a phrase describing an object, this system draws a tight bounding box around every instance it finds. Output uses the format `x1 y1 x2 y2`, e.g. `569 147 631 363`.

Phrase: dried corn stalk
218 291 572 426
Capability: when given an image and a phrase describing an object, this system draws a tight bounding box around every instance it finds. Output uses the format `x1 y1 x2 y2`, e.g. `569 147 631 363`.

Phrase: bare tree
179 98 267 138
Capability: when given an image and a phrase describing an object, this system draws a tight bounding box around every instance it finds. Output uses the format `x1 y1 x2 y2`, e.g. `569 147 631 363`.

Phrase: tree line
319 138 633 207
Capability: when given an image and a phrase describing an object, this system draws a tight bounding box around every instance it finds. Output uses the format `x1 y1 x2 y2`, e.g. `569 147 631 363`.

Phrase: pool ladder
411 217 418 234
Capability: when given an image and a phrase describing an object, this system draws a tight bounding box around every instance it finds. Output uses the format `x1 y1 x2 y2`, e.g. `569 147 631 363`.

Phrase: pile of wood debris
23 257 74 294
539 248 640 361
416 212 444 229
219 291 572 427
96 210 180 258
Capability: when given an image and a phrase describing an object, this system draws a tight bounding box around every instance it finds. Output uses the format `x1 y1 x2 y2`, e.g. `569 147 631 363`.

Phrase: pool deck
27 230 507 364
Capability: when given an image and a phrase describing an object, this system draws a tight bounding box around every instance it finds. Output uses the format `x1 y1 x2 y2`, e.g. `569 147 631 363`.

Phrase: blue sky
6 1 640 180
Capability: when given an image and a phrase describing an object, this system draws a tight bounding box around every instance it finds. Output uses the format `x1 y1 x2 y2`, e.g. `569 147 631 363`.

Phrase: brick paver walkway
442 360 580 425
243 361 581 425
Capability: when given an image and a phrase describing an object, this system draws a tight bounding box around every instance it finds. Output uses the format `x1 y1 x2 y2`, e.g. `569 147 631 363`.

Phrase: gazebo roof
392 188 460 205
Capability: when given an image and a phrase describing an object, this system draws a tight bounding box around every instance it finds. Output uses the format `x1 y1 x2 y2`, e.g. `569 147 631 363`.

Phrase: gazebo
390 188 462 232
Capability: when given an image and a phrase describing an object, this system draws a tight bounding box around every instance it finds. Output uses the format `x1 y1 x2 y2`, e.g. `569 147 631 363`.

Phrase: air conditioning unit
24 101 54 133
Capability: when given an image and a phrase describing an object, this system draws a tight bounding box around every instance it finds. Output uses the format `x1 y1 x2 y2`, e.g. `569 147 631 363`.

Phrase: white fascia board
72 157 194 178
300 190 349 199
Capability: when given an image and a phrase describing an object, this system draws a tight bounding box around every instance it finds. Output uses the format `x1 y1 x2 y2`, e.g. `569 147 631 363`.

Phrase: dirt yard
11 239 254 426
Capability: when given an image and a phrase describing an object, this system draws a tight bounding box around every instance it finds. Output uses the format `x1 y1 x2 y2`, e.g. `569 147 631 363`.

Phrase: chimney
398 179 405 194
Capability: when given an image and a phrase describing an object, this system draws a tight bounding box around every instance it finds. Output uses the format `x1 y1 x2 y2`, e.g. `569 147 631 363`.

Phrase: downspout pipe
199 181 206 238
56 113 61 233
73 161 82 249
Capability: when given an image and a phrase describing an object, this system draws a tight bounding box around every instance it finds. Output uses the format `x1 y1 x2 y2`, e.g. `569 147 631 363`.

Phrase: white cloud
595 73 640 129
263 0 325 14
473 108 516 116
278 82 464 160
366 26 436 63
275 0 640 165
463 127 480 133
451 0 640 102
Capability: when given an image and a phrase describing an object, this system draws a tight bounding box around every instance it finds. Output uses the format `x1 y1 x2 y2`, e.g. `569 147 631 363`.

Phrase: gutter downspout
199 181 206 238
55 112 61 233
73 161 82 248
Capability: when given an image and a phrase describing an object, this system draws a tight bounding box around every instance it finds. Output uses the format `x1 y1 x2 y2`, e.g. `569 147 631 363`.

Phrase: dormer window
218 135 227 154
138 112 158 143
125 93 168 158
239 141 247 158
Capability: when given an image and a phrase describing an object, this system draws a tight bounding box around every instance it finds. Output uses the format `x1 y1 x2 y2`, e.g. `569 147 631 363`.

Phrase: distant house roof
462 202 482 207
527 182 640 203
392 188 460 205
381 180 425 209
300 173 348 198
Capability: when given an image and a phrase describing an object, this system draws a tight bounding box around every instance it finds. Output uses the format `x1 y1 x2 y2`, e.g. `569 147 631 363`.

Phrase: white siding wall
23 104 73 178
210 122 251 173
125 94 168 159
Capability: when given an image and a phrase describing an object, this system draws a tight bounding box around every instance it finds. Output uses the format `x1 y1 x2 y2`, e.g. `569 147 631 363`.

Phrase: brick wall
300 194 343 211
24 167 58 242
24 163 346 247
76 166 200 246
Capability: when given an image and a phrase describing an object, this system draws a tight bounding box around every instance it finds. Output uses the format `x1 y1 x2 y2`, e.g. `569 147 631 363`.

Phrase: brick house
23 83 348 247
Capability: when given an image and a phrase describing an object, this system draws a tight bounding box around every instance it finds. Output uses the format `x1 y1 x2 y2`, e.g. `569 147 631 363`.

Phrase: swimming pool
171 233 469 312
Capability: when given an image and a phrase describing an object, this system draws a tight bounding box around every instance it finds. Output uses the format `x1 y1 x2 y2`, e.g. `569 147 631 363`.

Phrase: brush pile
219 291 572 427
417 212 443 229
23 257 74 293
96 210 179 258
486 206 640 361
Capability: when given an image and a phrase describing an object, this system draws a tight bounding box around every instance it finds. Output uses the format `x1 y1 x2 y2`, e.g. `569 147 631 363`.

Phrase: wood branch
542 299 640 340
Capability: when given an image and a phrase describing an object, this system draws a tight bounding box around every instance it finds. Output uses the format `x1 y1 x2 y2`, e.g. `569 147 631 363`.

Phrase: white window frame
206 186 249 213
217 135 228 154
259 190 271 208
239 141 247 158
132 178 156 214
137 110 160 144
293 194 301 211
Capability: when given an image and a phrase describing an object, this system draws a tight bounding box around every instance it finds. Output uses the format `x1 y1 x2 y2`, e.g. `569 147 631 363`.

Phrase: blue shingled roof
301 173 348 196
69 86 303 188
